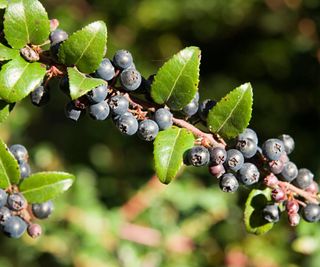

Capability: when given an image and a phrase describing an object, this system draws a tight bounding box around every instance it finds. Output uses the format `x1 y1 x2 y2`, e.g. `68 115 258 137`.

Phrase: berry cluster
186 128 319 226
0 144 54 239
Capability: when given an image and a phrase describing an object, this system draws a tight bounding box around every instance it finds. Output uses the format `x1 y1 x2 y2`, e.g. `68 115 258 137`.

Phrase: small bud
272 188 286 202
286 200 299 214
27 224 42 238
208 164 225 178
263 173 279 188
288 212 300 226
305 181 319 194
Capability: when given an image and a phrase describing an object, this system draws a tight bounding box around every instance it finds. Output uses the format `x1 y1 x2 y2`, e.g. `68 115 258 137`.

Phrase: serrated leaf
154 127 195 184
244 188 274 235
207 83 253 139
67 67 105 100
0 57 46 103
58 21 107 73
0 139 20 188
3 0 50 49
0 100 15 123
0 43 19 61
151 46 200 110
19 171 75 202
0 0 7 9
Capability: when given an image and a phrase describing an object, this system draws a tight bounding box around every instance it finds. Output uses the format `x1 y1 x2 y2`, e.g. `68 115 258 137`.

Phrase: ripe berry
238 128 258 145
219 173 239 193
225 149 244 172
210 147 227 165
113 50 133 70
120 68 142 91
116 113 138 136
293 168 314 189
238 162 260 185
198 99 216 121
154 108 173 130
271 188 286 202
7 193 26 211
187 146 210 167
138 120 159 141
3 216 27 238
302 203 320 222
49 29 68 46
268 159 284 175
263 204 280 223
235 138 257 159
208 164 225 178
19 161 31 179
87 84 108 103
9 144 28 163
59 76 70 95
286 200 299 214
27 224 42 239
288 212 300 226
32 201 54 219
30 85 50 106
109 95 129 116
65 101 83 122
0 207 11 225
95 58 115 81
182 99 198 117
89 101 110 121
262 138 284 161
281 161 298 182
278 134 295 155
0 189 8 208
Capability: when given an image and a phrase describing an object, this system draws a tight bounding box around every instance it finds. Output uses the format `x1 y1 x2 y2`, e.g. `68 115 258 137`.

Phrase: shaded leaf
0 57 46 103
67 67 105 100
0 100 15 123
0 43 19 60
151 46 200 110
3 0 50 48
244 188 274 235
0 139 20 188
207 83 253 139
58 21 107 73
154 127 195 184
19 171 75 202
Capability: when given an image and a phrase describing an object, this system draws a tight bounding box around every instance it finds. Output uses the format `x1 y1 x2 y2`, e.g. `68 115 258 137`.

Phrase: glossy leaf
0 139 20 188
19 172 75 202
0 100 15 123
151 46 200 110
58 21 107 73
3 0 50 48
67 67 105 100
154 127 195 184
0 57 46 103
0 43 19 60
244 188 274 235
207 83 253 139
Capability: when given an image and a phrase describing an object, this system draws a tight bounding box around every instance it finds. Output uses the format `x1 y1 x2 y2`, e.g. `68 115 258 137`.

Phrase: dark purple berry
238 128 258 145
3 216 27 238
238 162 260 185
210 147 227 165
89 101 110 121
32 201 54 219
116 113 138 136
113 50 133 70
219 173 239 193
281 161 298 182
19 161 31 179
225 149 244 172
30 85 50 106
7 193 26 211
268 159 284 175
187 146 210 167
9 144 28 163
120 68 142 91
49 29 68 46
262 138 284 161
86 84 108 104
109 95 129 116
293 168 314 189
302 203 320 222
65 101 83 122
95 58 115 81
263 204 280 223
278 134 295 155
235 138 257 159
154 108 173 130
0 207 11 225
137 120 159 141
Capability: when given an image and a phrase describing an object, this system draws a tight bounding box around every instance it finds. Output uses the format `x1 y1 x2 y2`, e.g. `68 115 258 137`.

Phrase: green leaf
19 172 75 203
3 0 50 48
0 43 19 60
154 127 195 184
0 0 7 9
207 83 253 139
58 21 107 73
244 188 274 235
0 100 15 123
67 67 105 100
0 57 46 103
151 46 200 110
0 139 20 188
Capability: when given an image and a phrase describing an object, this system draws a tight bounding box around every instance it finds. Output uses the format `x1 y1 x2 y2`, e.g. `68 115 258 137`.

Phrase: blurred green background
1 0 320 266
